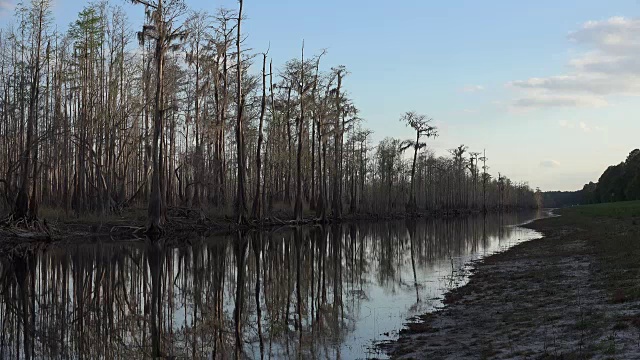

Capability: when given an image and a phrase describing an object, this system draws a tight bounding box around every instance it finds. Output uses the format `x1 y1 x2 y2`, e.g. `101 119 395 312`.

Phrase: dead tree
400 111 438 211
131 0 187 233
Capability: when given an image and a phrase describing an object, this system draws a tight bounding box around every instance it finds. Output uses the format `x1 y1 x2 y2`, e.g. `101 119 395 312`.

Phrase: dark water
0 211 545 359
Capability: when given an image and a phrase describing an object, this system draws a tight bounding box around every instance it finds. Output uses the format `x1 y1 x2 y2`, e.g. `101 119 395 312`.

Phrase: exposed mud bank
384 210 640 359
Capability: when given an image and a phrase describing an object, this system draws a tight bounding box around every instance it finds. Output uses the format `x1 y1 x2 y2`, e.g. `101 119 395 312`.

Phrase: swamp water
0 211 545 359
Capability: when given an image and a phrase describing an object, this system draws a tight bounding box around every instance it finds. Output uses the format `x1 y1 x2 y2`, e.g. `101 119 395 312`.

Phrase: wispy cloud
512 93 607 109
510 17 640 109
461 85 485 93
558 120 605 132
540 160 561 168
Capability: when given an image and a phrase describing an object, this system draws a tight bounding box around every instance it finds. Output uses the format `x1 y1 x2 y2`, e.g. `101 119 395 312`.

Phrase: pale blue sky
3 0 640 191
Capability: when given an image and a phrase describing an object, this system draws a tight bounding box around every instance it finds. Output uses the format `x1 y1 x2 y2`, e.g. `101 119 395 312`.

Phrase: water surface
0 211 544 359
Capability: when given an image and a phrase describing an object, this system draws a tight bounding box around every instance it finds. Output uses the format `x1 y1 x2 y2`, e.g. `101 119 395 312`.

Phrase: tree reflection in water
0 211 541 359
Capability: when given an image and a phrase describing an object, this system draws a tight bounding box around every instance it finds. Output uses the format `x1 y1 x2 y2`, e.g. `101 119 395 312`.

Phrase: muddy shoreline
384 208 640 359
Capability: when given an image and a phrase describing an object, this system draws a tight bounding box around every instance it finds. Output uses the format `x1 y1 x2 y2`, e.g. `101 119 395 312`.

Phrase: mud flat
385 202 640 359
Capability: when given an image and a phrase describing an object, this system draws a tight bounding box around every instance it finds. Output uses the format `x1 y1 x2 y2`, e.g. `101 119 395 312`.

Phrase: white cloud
462 85 485 93
540 160 561 168
510 17 640 109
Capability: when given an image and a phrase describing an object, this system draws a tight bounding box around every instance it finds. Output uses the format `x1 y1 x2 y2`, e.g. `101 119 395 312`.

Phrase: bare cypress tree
234 0 247 224
294 42 305 221
400 111 438 211
309 51 325 211
252 52 268 220
331 67 345 219
130 0 187 233
14 0 50 222
469 151 481 209
184 11 210 207
481 149 489 213
449 144 468 208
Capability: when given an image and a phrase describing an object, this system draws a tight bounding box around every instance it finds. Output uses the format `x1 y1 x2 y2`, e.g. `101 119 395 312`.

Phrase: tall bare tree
400 111 437 211
252 52 268 220
131 0 187 233
234 0 247 224
14 0 51 222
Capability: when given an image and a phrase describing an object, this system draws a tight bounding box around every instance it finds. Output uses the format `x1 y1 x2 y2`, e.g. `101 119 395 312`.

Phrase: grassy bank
387 201 640 359
560 201 640 307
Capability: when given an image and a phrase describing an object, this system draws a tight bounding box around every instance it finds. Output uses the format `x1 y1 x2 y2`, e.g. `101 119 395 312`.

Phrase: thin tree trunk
409 132 419 211
294 44 304 221
148 0 166 233
15 4 45 221
235 0 247 224
332 72 342 219
252 54 267 219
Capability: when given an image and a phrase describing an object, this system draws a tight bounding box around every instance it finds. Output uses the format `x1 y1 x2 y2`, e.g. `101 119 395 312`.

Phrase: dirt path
384 217 640 359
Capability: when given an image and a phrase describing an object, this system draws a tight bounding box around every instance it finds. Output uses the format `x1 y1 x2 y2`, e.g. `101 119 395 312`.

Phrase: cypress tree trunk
147 0 166 234
294 45 304 221
235 0 247 224
332 72 342 219
252 54 267 219
15 3 45 221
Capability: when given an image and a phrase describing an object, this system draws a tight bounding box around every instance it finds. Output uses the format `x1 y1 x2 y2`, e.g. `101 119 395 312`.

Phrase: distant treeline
544 149 640 207
541 190 586 208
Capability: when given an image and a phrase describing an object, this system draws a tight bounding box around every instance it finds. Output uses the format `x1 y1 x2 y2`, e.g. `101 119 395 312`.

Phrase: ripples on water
0 210 544 359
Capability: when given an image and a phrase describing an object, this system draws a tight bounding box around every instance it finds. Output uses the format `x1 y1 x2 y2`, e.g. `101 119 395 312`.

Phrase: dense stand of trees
589 149 640 203
543 149 640 207
0 0 537 231
0 212 537 359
